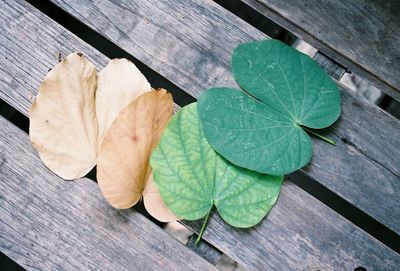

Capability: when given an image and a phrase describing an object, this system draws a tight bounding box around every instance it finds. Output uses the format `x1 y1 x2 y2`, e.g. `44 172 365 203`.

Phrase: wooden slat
47 0 400 234
0 115 217 270
0 1 399 270
240 0 400 101
184 181 400 270
1 119 398 271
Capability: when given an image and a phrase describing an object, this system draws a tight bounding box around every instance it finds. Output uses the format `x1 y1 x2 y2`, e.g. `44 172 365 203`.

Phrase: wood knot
352 101 361 108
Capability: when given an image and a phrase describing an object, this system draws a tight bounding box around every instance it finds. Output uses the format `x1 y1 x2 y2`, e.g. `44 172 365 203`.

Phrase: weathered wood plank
0 2 399 270
185 180 400 270
47 0 400 234
0 116 217 271
240 0 400 101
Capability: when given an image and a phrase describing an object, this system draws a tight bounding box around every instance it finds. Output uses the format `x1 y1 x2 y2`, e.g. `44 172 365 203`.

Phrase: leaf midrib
240 53 295 121
177 111 209 197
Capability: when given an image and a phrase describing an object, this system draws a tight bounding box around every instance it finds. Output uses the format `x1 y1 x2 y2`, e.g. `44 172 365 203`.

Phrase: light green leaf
198 39 340 175
150 103 283 231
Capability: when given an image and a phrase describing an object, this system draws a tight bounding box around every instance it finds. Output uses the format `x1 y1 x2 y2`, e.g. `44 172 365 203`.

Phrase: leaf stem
195 208 212 246
301 126 336 146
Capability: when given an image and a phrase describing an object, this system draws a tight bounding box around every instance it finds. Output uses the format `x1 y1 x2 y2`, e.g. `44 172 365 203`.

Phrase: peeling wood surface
0 2 399 270
47 0 400 234
241 0 400 101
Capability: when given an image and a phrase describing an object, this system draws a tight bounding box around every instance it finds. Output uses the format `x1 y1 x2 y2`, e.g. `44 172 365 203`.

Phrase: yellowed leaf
96 58 151 145
29 55 175 220
143 173 178 222
97 89 173 209
29 53 98 180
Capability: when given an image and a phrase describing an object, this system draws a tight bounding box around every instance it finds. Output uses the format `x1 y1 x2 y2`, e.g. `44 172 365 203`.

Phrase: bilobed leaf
29 53 98 180
97 89 175 215
150 103 283 229
96 58 151 144
30 55 174 219
198 39 341 175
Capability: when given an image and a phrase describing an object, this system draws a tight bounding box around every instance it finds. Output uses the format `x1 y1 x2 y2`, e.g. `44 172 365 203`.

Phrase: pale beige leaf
143 173 178 222
97 89 173 209
96 58 151 145
29 53 97 180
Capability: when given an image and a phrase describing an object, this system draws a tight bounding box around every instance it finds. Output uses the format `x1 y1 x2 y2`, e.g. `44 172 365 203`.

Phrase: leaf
97 89 175 215
150 103 283 229
143 173 179 222
30 55 174 219
29 53 98 180
233 40 340 128
96 58 151 145
197 40 340 175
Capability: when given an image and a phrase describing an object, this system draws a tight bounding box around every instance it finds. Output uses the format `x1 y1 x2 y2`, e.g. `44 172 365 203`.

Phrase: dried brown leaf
143 173 178 222
29 55 174 220
97 89 173 209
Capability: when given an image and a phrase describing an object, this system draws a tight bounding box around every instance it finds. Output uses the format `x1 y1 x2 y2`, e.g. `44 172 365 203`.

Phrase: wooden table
1 0 399 270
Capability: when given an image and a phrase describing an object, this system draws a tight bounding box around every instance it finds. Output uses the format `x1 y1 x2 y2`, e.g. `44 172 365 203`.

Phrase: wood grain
241 0 400 101
0 116 216 271
185 178 400 270
47 0 400 234
0 1 399 270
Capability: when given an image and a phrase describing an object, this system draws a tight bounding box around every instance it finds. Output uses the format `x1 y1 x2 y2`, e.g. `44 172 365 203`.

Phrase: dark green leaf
198 39 340 174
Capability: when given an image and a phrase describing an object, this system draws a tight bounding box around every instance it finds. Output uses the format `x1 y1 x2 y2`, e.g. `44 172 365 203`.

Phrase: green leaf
150 103 283 230
198 88 312 175
233 40 340 128
197 39 340 175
